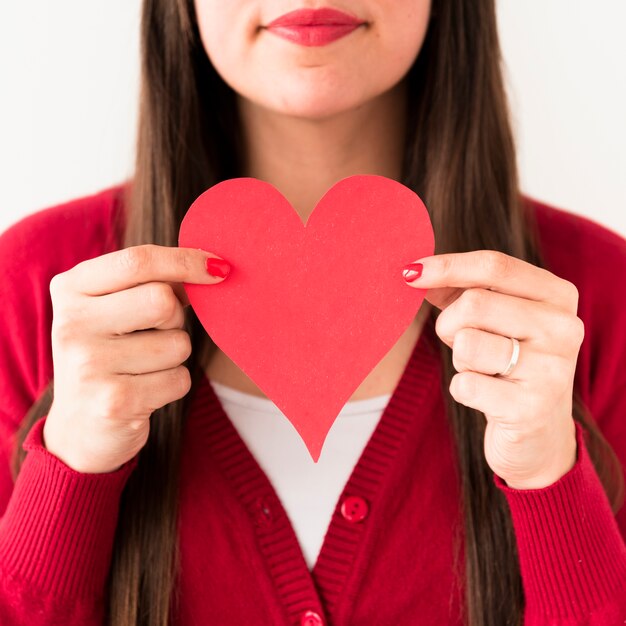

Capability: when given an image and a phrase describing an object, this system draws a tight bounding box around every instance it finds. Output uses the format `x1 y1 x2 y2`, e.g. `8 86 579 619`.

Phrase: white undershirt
209 379 391 570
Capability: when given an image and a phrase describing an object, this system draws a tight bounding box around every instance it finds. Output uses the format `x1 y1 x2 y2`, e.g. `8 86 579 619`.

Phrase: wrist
42 415 123 474
502 421 578 490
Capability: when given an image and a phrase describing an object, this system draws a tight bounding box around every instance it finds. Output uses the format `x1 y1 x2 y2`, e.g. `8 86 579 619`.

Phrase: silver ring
498 337 520 377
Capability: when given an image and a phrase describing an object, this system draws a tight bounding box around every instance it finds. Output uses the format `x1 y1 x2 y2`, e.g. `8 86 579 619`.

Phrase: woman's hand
43 244 230 474
402 250 584 489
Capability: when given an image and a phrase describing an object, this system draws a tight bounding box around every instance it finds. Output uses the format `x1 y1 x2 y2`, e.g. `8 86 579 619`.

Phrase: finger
64 244 229 296
403 251 578 312
105 329 191 375
435 288 581 350
452 328 527 379
85 282 186 335
449 370 523 422
122 365 192 417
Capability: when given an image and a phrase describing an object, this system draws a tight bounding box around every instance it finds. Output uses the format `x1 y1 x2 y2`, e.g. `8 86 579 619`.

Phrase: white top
209 379 391 570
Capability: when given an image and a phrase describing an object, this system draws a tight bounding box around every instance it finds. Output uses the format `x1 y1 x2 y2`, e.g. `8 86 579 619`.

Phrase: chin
272 97 359 121
259 81 371 121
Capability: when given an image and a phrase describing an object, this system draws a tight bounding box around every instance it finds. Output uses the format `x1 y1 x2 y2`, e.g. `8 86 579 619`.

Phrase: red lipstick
264 7 366 47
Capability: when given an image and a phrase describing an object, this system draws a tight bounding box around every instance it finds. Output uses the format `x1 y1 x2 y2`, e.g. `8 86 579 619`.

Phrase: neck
237 80 408 223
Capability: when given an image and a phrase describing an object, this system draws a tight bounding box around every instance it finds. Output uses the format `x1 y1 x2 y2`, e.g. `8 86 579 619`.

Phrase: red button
252 497 273 527
340 495 369 522
300 610 323 626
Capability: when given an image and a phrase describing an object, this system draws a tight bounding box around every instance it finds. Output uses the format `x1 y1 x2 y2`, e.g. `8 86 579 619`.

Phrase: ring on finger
497 336 520 377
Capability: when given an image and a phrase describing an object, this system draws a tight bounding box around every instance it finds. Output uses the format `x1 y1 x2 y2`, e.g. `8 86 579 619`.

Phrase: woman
0 0 624 625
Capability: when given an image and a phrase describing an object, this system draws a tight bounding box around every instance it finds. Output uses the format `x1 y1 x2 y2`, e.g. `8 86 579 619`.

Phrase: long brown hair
11 0 624 624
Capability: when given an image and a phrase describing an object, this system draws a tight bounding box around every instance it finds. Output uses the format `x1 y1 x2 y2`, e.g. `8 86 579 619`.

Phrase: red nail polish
206 258 231 278
402 262 423 282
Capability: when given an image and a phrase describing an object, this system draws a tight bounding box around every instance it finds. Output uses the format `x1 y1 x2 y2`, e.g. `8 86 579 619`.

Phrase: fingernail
206 257 231 279
402 262 423 282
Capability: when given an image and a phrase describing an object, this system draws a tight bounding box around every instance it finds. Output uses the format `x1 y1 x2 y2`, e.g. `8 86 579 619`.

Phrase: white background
0 1 624 237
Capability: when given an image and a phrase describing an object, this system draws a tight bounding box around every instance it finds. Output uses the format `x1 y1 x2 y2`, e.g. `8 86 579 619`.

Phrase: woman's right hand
42 244 230 474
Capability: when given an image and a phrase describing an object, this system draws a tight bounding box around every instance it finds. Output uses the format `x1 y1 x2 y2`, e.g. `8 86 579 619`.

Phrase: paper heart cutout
179 175 434 461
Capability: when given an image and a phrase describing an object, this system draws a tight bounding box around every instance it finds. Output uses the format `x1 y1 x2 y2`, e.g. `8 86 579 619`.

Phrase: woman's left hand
403 250 584 490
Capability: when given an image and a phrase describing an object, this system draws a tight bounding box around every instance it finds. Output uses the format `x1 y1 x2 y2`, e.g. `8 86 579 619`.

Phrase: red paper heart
179 175 434 461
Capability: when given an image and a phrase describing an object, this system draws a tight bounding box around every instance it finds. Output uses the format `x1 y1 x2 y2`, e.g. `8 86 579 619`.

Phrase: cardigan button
300 610 324 626
340 495 369 523
252 497 273 527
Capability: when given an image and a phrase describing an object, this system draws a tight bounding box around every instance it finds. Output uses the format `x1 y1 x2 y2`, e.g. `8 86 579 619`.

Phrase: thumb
422 286 465 311
169 281 191 307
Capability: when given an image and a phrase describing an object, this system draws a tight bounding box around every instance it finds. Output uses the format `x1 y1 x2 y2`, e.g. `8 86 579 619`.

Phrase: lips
264 7 366 47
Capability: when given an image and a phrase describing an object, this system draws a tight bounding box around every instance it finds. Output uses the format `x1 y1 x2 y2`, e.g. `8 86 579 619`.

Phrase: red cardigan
0 187 624 625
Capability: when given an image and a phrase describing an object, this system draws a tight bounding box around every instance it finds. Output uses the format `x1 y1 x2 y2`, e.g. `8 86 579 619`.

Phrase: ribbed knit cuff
494 421 626 620
0 416 138 600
